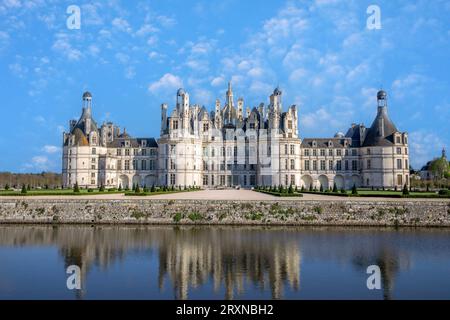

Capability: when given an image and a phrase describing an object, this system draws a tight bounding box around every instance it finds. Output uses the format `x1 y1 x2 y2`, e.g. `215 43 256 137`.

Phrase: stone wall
0 199 449 227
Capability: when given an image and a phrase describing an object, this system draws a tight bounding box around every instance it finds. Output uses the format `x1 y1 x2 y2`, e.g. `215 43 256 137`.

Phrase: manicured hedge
254 190 303 197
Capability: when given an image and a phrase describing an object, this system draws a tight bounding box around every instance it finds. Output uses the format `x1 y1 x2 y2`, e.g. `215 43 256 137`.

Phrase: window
328 149 333 156
367 159 371 169
203 123 209 132
397 147 402 155
290 145 295 155
285 144 288 155
117 160 122 170
337 149 342 156
367 148 371 155
405 159 408 169
211 148 215 157
329 160 333 171
222 147 226 157
352 149 357 156
320 160 326 171
170 174 176 185
345 160 349 171
285 175 289 185
290 159 295 170
288 120 293 129
124 160 130 170
134 149 138 156
125 149 130 156
149 160 155 170
92 148 96 155
203 175 208 186
313 160 317 170
345 149 349 156
243 175 247 186
305 160 310 170
211 175 215 186
397 159 402 169
396 136 401 144
91 165 95 170
170 159 176 170
304 149 310 156
405 148 408 155
132 160 137 170
397 174 403 185
336 160 342 171
313 149 317 157
320 149 325 157
141 160 147 170
285 159 288 170
170 145 176 155
142 149 147 156
173 121 178 130
291 175 295 185
352 160 357 171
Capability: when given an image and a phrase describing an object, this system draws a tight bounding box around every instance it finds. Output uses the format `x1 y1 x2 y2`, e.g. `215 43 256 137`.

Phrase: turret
161 103 168 134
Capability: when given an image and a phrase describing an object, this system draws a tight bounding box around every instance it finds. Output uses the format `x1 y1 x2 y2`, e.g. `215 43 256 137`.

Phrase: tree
135 184 141 193
21 184 27 194
332 183 338 193
5 184 9 190
118 184 122 192
99 184 105 192
73 182 80 193
309 184 313 192
430 157 450 180
402 183 409 196
352 184 358 195
151 184 155 192
288 184 293 194
319 184 324 192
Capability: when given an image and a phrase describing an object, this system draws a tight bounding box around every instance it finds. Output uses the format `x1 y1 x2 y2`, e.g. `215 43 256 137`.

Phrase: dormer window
396 136 401 144
141 140 147 147
328 141 333 148
312 141 317 147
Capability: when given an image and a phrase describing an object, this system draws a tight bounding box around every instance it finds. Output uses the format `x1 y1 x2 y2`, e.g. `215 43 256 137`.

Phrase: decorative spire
443 147 447 159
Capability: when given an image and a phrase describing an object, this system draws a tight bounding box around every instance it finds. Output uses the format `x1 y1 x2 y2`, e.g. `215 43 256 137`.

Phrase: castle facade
62 84 410 190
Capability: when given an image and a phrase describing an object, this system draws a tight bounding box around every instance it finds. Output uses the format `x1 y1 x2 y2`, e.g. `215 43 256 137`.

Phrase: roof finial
443 147 447 159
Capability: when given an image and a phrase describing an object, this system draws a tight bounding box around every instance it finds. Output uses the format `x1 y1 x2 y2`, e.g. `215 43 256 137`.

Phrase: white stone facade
62 86 410 190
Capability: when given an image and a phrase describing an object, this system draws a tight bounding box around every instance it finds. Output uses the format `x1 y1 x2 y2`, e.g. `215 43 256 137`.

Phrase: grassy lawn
0 189 123 196
352 190 437 196
125 188 201 196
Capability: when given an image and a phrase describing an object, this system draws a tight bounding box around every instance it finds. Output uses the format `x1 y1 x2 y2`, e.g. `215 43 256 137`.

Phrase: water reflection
0 225 449 299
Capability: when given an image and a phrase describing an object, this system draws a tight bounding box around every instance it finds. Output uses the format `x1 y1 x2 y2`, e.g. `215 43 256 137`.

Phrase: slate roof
107 138 158 148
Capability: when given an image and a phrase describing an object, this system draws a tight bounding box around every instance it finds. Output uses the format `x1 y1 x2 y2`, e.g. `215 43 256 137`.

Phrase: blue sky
0 0 449 172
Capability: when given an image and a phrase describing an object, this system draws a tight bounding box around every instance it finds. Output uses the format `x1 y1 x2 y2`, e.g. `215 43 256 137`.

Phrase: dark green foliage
352 184 358 195
73 182 80 193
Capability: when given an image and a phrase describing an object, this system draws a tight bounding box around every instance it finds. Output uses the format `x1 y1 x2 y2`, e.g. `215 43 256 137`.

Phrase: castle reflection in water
0 225 416 300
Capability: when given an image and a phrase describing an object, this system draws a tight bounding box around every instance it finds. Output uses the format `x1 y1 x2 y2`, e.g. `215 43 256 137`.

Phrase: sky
0 0 449 172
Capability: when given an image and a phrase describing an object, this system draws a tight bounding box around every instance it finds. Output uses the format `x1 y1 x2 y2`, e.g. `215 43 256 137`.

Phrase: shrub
118 184 122 191
73 182 80 193
173 212 183 223
5 184 9 190
402 183 409 196
288 184 294 194
87 189 94 193
21 185 27 194
151 184 155 192
188 212 203 221
333 183 338 193
135 184 141 193
340 188 346 194
352 184 358 195
99 185 105 192
319 184 324 192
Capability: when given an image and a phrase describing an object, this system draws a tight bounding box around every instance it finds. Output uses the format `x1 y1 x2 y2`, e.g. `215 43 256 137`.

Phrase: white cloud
112 18 132 33
52 33 82 61
42 145 60 154
115 52 130 64
136 24 159 37
211 76 225 87
9 62 28 78
409 131 445 168
125 66 136 79
148 73 183 94
392 73 427 99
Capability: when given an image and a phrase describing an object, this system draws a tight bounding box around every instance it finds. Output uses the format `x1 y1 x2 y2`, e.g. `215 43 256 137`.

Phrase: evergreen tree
73 182 80 193
99 184 105 192
319 184 324 192
151 184 155 192
352 184 358 195
135 184 141 193
402 183 409 196
118 184 122 192
21 184 27 194
288 184 293 194
333 183 338 193
309 184 313 192
5 184 9 190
